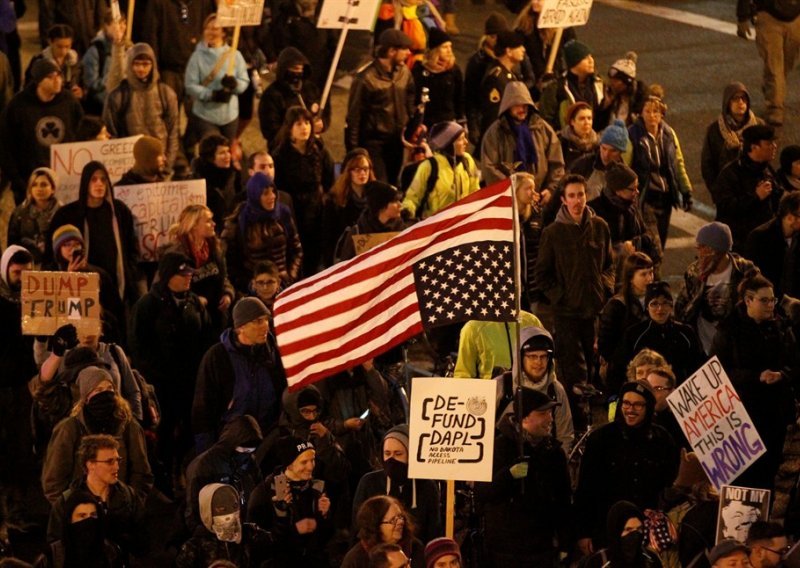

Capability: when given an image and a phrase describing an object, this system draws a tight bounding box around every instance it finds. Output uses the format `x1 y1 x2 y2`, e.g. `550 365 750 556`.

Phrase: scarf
183 234 210 267
238 179 283 241
718 110 760 151
507 115 538 173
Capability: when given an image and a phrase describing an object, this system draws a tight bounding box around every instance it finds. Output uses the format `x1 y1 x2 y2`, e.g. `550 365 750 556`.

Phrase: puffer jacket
402 152 480 219
103 42 180 166
222 201 303 291
346 57 416 149
480 81 565 191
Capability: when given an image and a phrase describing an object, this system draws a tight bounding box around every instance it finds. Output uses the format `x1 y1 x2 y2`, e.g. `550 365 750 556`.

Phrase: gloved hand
737 19 752 39
509 459 529 479
48 323 79 356
682 194 693 212
220 75 238 90
211 89 233 103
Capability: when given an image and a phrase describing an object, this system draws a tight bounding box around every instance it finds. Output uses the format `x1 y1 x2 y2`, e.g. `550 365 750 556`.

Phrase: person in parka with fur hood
480 80 565 194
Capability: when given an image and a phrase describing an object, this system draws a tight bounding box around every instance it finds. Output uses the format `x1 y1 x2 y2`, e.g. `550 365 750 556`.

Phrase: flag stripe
273 180 514 389
275 223 511 336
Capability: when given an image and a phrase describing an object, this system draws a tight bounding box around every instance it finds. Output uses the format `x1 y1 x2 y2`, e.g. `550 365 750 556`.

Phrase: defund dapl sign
115 180 206 262
537 0 593 28
408 378 496 482
667 357 765 489
51 136 142 204
21 271 101 337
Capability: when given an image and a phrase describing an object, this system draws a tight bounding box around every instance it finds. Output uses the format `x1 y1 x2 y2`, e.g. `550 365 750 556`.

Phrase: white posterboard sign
114 180 207 262
50 136 141 204
666 357 766 490
408 377 496 482
715 485 770 545
317 0 382 31
537 0 593 28
216 0 265 27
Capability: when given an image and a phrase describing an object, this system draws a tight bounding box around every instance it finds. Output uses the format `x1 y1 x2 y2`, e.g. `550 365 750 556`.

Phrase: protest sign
408 377 496 482
715 485 770 544
666 357 766 490
21 271 101 337
217 0 265 27
114 180 206 262
51 136 141 204
537 0 593 28
317 0 382 30
352 232 400 256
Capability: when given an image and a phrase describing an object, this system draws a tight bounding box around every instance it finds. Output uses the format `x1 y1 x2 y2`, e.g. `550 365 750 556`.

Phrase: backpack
82 37 109 115
108 344 161 430
400 157 439 219
110 80 171 137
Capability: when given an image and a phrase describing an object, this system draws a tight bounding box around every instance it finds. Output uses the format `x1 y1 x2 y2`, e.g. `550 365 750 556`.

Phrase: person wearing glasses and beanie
711 273 798 491
48 434 144 563
574 380 679 558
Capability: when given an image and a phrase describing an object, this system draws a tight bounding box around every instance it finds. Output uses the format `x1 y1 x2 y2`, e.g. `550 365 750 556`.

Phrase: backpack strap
417 157 439 218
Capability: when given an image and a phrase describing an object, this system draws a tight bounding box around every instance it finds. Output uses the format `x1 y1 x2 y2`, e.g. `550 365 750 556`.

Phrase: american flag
273 180 517 390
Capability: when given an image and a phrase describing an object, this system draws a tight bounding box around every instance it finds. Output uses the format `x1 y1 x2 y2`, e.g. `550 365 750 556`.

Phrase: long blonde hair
169 204 218 247
423 44 456 71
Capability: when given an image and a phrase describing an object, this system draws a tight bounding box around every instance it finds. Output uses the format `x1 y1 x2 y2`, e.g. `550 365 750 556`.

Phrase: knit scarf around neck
506 115 538 172
719 110 760 150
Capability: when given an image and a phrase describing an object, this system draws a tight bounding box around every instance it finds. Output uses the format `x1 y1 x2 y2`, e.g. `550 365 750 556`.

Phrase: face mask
383 458 408 483
619 530 644 564
212 511 242 544
287 71 303 88
67 516 102 548
85 390 116 422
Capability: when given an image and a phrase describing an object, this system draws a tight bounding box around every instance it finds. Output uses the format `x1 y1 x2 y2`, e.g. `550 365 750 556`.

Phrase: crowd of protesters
1 0 800 567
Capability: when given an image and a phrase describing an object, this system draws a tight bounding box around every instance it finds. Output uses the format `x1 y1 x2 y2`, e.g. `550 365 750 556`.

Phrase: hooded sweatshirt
0 245 37 388
103 42 180 166
480 81 565 190
701 81 763 188
46 161 139 301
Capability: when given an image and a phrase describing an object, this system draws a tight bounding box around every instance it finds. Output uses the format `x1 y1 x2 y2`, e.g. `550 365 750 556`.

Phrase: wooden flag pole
320 0 355 112
544 28 564 74
228 24 242 76
125 0 135 41
445 479 455 538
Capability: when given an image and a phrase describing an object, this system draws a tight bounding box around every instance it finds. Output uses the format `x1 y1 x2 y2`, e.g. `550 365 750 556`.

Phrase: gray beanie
428 121 465 153
77 366 115 402
383 424 409 453
233 297 270 328
696 222 733 253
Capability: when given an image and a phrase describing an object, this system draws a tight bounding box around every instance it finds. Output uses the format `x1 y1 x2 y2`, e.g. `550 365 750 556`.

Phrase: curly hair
356 495 416 548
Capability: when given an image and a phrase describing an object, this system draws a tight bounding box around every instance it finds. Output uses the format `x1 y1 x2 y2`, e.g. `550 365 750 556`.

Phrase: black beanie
605 163 638 192
645 281 673 305
780 145 800 173
275 436 315 468
158 251 194 282
366 181 402 214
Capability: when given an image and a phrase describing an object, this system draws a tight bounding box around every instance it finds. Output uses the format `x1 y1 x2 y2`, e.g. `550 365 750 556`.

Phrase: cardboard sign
537 0 593 28
21 271 101 337
114 180 207 262
667 357 766 490
50 136 142 204
352 232 400 256
216 0 265 26
317 0 382 31
715 485 770 544
408 377 496 482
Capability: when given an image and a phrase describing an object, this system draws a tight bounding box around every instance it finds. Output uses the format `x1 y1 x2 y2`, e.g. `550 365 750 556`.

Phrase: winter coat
594 78 649 129
481 81 565 190
540 69 604 130
410 60 465 127
24 48 82 92
140 0 215 74
346 58 415 149
454 312 543 379
82 31 112 113
629 118 693 211
746 217 800 298
598 293 648 387
402 152 480 219
558 124 599 170
103 42 180 166
700 82 763 188
184 416 264 532
42 411 153 504
192 329 287 451
335 207 404 263
352 469 442 545
272 137 335 205
574 396 679 545
519 204 546 305
711 154 783 252
478 413 571 558
184 40 249 126
464 45 493 140
222 201 303 290
535 205 615 318
0 84 83 198
258 46 330 149
321 190 367 266
191 158 240 231
7 197 60 264
46 162 140 304
589 188 661 265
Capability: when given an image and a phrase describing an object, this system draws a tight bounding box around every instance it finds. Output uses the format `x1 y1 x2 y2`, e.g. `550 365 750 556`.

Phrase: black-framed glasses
761 544 792 556
92 457 123 465
648 300 673 309
621 401 646 410
380 514 405 526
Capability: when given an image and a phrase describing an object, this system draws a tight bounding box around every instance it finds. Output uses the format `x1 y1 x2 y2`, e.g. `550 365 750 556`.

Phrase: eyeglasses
254 279 278 288
299 407 320 417
751 296 778 305
650 386 673 392
761 544 792 556
648 301 673 309
523 352 549 361
621 401 646 410
92 457 123 465
381 515 405 527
